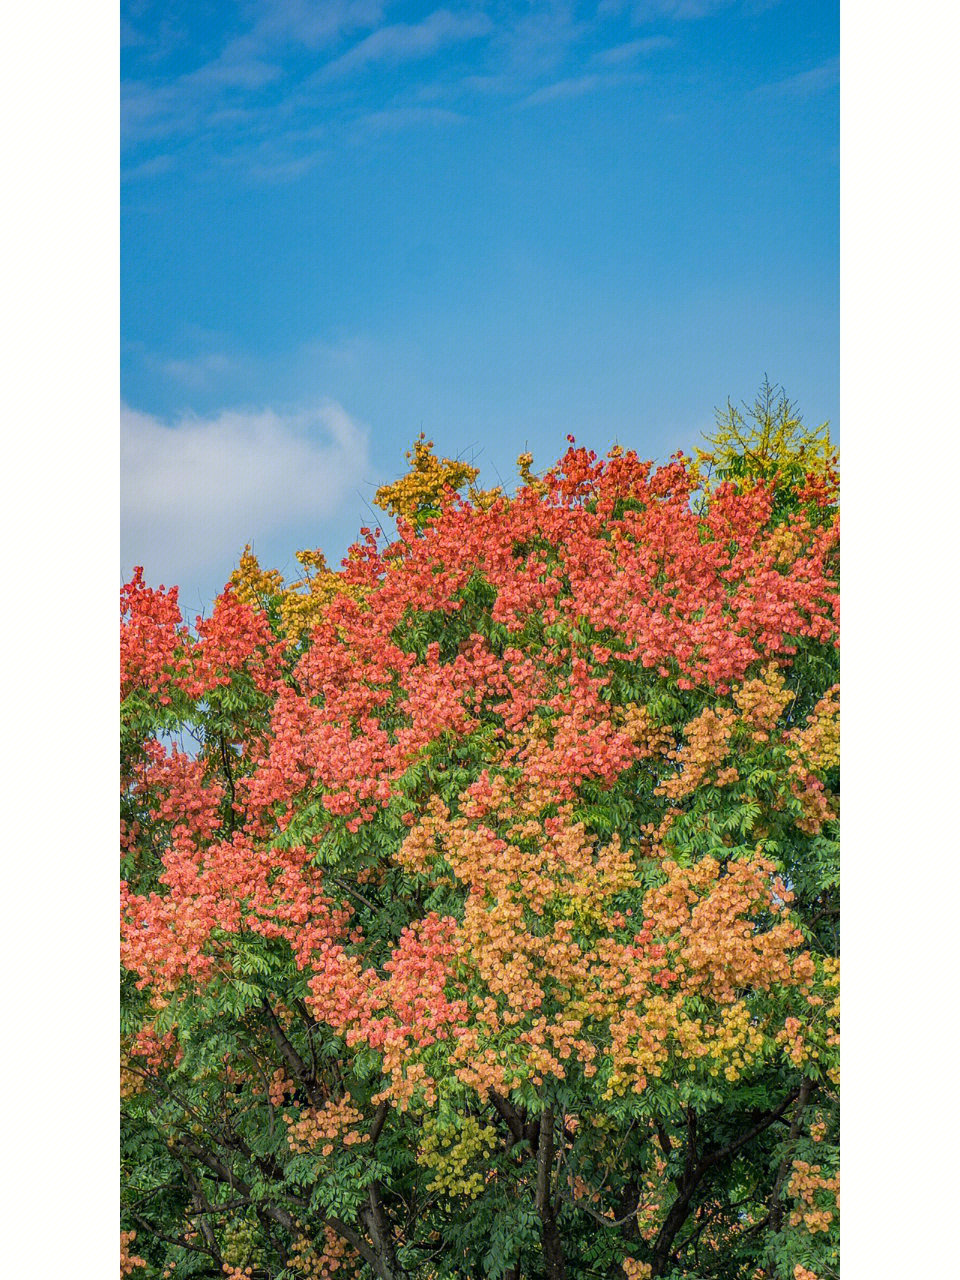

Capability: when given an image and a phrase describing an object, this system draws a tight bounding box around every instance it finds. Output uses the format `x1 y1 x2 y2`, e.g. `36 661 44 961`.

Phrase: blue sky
121 0 838 615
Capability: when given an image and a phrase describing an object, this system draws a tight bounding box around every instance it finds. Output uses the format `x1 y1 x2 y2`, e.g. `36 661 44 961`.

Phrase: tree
121 402 839 1280
694 378 838 500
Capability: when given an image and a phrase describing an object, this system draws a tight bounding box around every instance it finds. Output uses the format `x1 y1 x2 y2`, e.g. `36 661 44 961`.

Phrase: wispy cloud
523 70 646 106
458 72 513 95
357 105 466 135
121 401 370 590
120 0 796 184
599 0 739 19
123 6 490 161
122 0 385 146
243 152 328 183
121 152 176 182
493 1 589 78
594 36 674 65
213 128 330 183
160 353 239 389
317 9 492 79
250 0 387 50
122 51 282 145
755 57 839 99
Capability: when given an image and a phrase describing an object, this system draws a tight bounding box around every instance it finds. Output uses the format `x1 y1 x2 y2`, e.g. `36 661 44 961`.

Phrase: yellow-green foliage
696 377 837 487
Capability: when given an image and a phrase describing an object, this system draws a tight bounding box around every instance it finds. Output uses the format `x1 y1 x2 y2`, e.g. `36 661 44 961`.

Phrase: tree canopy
121 400 839 1280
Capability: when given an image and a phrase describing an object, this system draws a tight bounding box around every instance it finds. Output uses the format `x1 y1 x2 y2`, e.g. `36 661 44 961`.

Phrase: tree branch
650 1088 802 1276
259 995 323 1108
535 1109 567 1280
178 1158 223 1266
768 1078 814 1234
699 1088 801 1172
488 1089 526 1145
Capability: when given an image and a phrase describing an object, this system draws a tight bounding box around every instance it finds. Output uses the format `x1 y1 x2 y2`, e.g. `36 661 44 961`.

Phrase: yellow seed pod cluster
786 1160 839 1235
656 707 737 800
622 1260 653 1279
288 1226 355 1279
120 1230 146 1276
416 1113 498 1199
230 544 366 642
284 1095 369 1157
220 1213 260 1269
230 544 286 606
120 1053 144 1099
374 434 480 519
467 483 504 511
787 686 840 774
733 666 795 737
517 451 547 494
279 549 367 640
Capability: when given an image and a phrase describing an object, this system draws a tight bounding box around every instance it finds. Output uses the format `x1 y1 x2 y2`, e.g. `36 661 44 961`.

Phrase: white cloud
160 352 238 389
318 9 492 79
251 0 387 50
493 2 589 79
357 105 466 134
121 2 384 147
594 36 674 65
523 70 645 105
121 401 370 594
121 153 176 182
755 58 839 99
599 0 742 18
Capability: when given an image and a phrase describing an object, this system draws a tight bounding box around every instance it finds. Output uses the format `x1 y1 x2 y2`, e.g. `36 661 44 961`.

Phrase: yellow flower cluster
618 703 673 755
733 666 795 738
285 1096 369 1157
231 545 366 641
787 686 840 774
416 1113 498 1199
781 686 839 834
669 856 804 1000
373 434 481 519
787 1160 839 1235
468 482 504 511
229 545 285 604
656 707 738 799
288 1227 355 1279
767 520 809 567
516 450 547 494
622 1260 653 1279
